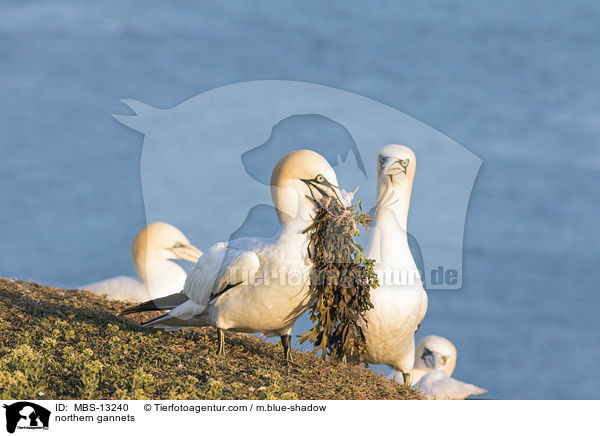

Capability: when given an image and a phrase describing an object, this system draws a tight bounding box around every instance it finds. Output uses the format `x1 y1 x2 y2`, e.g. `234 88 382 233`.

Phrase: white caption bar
0 400 597 436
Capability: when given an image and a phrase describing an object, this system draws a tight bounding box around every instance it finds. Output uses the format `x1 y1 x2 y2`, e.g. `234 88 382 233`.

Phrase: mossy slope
0 279 417 400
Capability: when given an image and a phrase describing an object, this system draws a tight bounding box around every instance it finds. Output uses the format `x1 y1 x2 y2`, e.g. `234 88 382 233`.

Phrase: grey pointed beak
301 179 346 207
332 185 348 206
169 243 203 263
382 158 407 177
423 351 445 369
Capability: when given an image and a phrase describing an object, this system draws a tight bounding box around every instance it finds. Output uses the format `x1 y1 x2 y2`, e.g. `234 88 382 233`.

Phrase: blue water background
1 0 599 399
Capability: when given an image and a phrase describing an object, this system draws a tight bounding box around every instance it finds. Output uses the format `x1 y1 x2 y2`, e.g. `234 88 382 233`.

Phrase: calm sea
1 0 599 399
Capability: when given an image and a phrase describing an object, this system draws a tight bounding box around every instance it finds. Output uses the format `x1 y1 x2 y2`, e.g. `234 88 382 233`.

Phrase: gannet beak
301 178 346 207
423 351 445 369
331 185 348 207
300 178 327 199
169 243 203 263
381 157 407 177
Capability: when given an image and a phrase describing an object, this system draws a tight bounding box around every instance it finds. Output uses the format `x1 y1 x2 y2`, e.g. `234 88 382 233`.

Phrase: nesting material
299 195 379 363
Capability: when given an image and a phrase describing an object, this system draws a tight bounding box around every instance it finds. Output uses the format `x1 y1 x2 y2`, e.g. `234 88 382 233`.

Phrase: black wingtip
117 292 189 316
140 314 168 327
118 301 166 316
117 304 151 317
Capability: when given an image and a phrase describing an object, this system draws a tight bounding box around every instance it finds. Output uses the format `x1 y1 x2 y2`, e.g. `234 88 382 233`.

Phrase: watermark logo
2 402 50 434
114 80 481 291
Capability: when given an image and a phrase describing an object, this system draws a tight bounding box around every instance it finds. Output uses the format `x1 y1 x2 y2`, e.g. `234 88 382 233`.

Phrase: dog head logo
2 402 50 433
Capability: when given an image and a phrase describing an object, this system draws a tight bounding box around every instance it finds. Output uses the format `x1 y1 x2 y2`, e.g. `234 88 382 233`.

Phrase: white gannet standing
409 335 487 400
120 150 345 361
82 222 203 302
362 144 428 383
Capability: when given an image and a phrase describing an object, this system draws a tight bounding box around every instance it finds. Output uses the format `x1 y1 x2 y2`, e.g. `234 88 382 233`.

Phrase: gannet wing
133 242 261 330
183 242 261 309
416 369 487 400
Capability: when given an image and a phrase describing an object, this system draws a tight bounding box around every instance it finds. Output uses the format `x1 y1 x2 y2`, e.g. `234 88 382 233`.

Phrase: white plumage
82 222 202 301
409 335 487 400
123 150 345 360
362 145 428 382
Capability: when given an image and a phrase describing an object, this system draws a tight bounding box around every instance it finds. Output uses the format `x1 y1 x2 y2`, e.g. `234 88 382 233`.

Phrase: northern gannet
120 150 345 362
409 335 487 399
362 145 428 383
83 222 202 302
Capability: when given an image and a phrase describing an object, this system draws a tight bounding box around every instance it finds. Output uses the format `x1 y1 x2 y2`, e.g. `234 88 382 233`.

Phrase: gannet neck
375 177 413 232
367 145 417 269
132 239 150 283
132 240 189 299
273 196 315 250
131 222 174 282
275 218 312 257
141 254 188 297
368 179 416 269
133 248 183 284
280 209 313 233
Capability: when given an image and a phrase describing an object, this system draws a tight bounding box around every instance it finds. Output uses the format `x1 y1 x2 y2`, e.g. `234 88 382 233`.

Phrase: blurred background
1 0 599 399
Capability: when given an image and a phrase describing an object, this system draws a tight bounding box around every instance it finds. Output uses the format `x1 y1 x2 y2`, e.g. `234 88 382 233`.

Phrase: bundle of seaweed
299 195 378 363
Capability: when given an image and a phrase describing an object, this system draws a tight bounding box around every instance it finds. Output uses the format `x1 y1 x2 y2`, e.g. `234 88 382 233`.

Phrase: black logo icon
2 402 50 434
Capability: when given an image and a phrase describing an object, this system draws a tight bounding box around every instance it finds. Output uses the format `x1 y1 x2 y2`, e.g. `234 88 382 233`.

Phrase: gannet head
132 222 203 279
376 144 416 207
270 149 344 223
378 144 416 180
414 335 457 377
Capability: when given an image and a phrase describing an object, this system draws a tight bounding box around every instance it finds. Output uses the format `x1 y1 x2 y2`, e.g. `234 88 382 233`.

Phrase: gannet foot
280 335 295 364
401 371 412 387
217 328 225 356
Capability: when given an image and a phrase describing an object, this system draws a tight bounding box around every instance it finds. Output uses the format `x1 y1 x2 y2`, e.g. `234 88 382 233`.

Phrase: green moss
0 279 418 400
0 344 47 398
